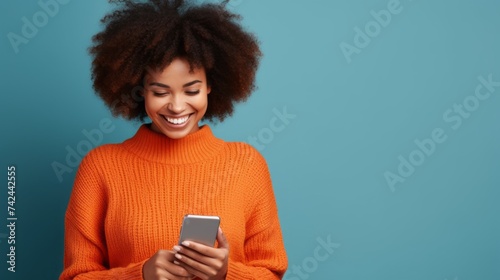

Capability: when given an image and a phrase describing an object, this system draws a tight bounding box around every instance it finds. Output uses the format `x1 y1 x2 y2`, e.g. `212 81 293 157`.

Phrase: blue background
1 0 499 279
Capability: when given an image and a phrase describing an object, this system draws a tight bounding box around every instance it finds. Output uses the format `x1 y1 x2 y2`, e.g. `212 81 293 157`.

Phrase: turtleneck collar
122 124 225 164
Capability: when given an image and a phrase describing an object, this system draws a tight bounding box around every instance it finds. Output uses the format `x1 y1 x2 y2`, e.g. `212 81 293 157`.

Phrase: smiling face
143 58 211 139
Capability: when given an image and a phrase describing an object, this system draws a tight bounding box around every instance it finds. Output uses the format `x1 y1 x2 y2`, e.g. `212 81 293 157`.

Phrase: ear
207 85 211 94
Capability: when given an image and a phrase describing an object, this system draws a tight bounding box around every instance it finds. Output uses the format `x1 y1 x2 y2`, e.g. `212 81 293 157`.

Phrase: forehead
146 58 206 82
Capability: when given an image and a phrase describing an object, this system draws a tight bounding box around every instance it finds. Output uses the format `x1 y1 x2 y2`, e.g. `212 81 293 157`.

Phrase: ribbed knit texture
60 124 288 280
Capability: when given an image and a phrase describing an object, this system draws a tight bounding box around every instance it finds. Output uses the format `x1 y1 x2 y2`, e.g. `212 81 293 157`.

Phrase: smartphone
178 215 220 247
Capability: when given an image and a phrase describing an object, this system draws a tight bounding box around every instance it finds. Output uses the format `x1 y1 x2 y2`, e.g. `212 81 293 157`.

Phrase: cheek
144 96 163 116
193 94 209 111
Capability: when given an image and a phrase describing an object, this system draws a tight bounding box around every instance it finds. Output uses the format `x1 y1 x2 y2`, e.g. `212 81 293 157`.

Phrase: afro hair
89 0 262 122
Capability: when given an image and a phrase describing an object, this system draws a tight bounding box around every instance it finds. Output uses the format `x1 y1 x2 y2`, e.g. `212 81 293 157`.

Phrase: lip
160 113 193 129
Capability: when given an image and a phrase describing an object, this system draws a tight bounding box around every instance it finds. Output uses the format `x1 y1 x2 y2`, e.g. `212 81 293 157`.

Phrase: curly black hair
90 0 262 122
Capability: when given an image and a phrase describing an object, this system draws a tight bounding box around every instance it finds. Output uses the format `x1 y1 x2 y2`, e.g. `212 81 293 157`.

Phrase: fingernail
181 241 190 247
173 245 181 252
173 260 180 265
175 253 182 259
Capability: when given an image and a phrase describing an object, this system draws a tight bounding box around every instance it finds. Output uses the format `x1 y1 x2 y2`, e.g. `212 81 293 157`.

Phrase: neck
122 123 224 164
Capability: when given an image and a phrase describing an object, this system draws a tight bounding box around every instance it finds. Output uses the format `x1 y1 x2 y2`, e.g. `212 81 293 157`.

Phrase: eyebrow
148 80 202 88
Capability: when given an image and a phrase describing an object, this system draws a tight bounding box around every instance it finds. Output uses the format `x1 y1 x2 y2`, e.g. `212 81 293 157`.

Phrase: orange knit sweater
60 124 288 279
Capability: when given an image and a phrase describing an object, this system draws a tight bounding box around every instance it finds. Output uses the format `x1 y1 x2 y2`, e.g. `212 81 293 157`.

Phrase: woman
60 0 288 279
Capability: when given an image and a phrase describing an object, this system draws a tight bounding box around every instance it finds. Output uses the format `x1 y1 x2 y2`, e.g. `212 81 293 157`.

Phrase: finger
166 262 194 278
180 241 219 259
174 245 215 267
174 252 216 278
158 250 194 278
164 270 194 280
178 263 206 280
216 227 229 249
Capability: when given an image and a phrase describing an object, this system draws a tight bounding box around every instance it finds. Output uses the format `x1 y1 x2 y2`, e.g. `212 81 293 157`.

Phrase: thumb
217 227 229 249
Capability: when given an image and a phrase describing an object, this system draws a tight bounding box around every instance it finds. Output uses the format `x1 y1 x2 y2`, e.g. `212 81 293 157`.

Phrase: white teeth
165 115 189 125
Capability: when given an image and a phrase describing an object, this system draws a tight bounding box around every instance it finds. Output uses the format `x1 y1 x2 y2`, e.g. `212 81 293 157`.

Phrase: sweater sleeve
60 150 146 280
225 148 288 279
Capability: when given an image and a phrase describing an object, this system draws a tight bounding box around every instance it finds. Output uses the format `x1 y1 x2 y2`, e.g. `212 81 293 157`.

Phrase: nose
167 94 185 114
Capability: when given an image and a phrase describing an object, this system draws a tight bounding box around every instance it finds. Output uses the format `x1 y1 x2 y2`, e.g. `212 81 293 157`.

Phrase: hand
143 250 194 280
172 227 229 280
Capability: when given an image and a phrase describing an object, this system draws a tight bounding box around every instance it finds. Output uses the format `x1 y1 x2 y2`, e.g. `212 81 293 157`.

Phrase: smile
163 114 191 125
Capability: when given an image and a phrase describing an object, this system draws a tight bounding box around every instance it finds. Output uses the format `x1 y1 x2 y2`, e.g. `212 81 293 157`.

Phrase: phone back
178 215 220 246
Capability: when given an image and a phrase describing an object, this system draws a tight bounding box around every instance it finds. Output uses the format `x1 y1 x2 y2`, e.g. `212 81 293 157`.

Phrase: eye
153 92 168 97
185 90 200 95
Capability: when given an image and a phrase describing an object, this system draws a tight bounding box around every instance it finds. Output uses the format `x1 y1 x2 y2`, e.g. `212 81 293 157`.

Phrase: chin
152 121 197 139
162 130 191 139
